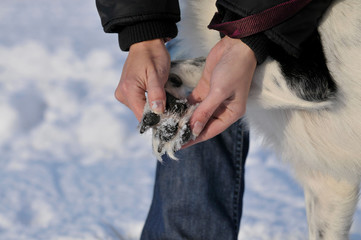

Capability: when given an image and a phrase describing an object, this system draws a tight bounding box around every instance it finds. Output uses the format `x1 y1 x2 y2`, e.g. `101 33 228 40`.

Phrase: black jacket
96 0 180 50
96 0 332 61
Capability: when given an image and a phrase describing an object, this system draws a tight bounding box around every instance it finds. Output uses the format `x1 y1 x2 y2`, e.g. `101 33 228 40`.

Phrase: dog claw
139 112 160 134
140 93 197 160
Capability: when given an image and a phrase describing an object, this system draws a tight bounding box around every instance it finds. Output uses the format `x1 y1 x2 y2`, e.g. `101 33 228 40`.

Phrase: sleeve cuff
241 34 269 64
216 7 270 64
118 21 178 51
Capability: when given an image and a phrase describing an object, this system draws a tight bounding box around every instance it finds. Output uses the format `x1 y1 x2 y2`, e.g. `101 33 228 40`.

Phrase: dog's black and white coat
139 0 361 239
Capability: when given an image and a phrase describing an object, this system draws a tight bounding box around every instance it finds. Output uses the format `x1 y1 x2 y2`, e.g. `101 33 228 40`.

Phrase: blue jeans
141 119 249 240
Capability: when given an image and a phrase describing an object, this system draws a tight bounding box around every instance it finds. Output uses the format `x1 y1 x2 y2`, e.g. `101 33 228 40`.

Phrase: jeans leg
141 119 249 240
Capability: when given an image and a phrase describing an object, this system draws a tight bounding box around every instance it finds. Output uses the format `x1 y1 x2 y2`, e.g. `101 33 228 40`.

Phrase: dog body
140 0 361 239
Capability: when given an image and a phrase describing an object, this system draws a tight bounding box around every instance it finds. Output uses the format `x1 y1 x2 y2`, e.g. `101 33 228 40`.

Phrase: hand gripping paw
139 92 197 160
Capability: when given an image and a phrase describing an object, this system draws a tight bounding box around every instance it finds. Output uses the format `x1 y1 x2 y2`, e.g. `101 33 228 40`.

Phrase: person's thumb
146 71 168 114
189 89 225 137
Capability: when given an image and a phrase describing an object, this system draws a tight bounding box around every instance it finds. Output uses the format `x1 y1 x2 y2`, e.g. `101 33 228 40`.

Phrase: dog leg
138 58 205 160
298 170 359 240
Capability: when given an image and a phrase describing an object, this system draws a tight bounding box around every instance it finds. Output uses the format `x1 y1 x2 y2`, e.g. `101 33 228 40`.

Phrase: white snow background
0 0 360 239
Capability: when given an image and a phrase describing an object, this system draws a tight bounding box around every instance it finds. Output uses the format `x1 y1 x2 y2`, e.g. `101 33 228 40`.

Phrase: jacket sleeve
215 0 332 61
96 0 180 51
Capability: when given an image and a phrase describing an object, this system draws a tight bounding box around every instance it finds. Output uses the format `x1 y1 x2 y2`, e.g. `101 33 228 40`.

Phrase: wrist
130 38 166 52
222 36 257 62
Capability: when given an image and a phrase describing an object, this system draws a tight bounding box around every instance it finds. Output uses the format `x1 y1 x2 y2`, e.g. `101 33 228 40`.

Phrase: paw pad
139 93 197 160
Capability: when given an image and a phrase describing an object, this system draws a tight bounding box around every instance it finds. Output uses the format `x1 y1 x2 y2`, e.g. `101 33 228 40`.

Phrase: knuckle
197 110 212 121
114 89 124 102
114 83 128 103
234 105 246 118
149 66 169 83
157 66 169 76
212 86 228 98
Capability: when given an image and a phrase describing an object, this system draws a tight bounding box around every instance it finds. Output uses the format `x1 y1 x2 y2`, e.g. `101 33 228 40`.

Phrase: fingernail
192 121 204 137
151 100 164 114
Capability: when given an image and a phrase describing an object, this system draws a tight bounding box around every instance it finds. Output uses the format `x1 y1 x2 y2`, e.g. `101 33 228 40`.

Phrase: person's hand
184 36 257 147
115 39 170 121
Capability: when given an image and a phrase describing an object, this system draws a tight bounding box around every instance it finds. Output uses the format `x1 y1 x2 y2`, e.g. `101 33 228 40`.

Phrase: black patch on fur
140 112 160 134
168 74 183 88
170 61 179 68
171 57 205 68
318 229 324 239
166 92 188 115
269 31 337 102
157 143 164 153
180 123 192 144
191 57 206 67
158 121 178 142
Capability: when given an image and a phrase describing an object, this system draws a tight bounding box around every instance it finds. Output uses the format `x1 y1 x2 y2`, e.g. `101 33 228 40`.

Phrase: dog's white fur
167 0 361 239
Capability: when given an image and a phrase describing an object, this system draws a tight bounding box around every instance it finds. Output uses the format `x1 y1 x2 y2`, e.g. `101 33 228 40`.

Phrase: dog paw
139 92 197 160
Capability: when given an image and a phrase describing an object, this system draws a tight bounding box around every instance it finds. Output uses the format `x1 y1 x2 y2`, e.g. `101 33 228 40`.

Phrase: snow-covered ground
0 1 360 239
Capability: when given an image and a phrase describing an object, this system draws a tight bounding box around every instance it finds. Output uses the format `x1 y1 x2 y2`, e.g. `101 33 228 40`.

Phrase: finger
129 94 147 121
146 70 168 114
182 100 245 149
189 89 227 137
200 107 241 138
187 77 210 105
115 83 146 122
183 114 236 148
181 117 223 148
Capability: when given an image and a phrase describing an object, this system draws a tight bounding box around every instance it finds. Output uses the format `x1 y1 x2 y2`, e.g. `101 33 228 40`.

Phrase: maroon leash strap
208 0 312 38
